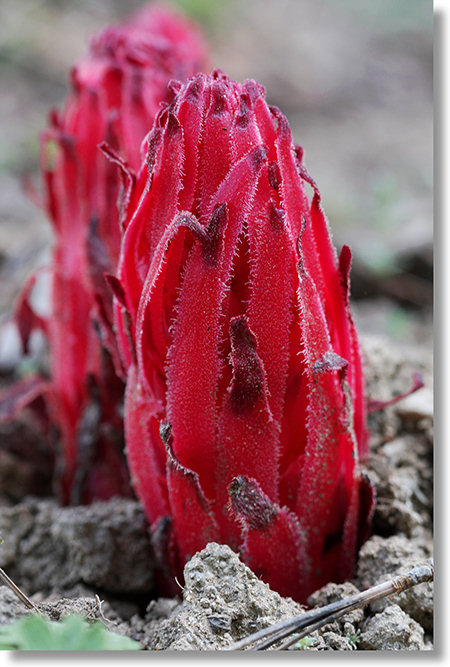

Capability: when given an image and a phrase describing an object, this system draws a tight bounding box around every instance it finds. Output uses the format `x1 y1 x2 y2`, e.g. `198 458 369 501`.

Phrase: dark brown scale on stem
228 316 264 415
229 476 276 529
236 93 251 128
268 161 281 190
211 80 228 115
268 199 285 233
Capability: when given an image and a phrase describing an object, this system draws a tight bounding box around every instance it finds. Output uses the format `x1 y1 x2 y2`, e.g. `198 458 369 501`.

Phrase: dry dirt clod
356 534 433 633
360 334 433 448
359 604 426 650
0 587 30 627
0 498 155 596
139 542 304 650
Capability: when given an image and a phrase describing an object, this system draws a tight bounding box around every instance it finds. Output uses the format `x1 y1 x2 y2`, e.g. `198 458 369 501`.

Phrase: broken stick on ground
226 561 434 650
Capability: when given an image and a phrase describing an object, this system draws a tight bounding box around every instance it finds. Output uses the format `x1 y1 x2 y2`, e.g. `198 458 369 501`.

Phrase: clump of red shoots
5 4 208 504
113 70 375 602
0 5 380 603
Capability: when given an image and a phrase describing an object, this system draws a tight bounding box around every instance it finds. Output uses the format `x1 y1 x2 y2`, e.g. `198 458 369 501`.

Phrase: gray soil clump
359 604 426 650
356 535 433 633
133 542 304 650
0 587 28 627
307 582 365 651
0 334 434 650
361 334 433 449
0 498 154 596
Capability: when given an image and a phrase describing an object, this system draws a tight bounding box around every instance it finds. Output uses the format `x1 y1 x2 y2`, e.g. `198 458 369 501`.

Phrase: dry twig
0 566 41 614
226 561 433 651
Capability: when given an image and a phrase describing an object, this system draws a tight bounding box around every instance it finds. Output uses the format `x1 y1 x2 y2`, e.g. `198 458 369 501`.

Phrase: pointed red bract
115 71 373 602
229 476 309 600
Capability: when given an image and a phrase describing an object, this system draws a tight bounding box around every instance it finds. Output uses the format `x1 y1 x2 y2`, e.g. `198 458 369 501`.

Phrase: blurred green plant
385 306 411 340
170 0 232 25
357 173 405 276
371 173 403 230
292 636 317 650
347 628 361 649
0 614 141 651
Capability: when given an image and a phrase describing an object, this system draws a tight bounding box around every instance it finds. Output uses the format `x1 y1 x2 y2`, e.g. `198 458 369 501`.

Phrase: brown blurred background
0 0 432 348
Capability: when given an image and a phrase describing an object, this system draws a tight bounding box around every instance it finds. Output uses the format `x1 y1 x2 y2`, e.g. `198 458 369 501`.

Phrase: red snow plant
114 71 374 602
6 4 207 504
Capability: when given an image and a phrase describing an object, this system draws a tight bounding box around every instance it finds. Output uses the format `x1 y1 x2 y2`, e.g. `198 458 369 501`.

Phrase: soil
0 333 433 651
